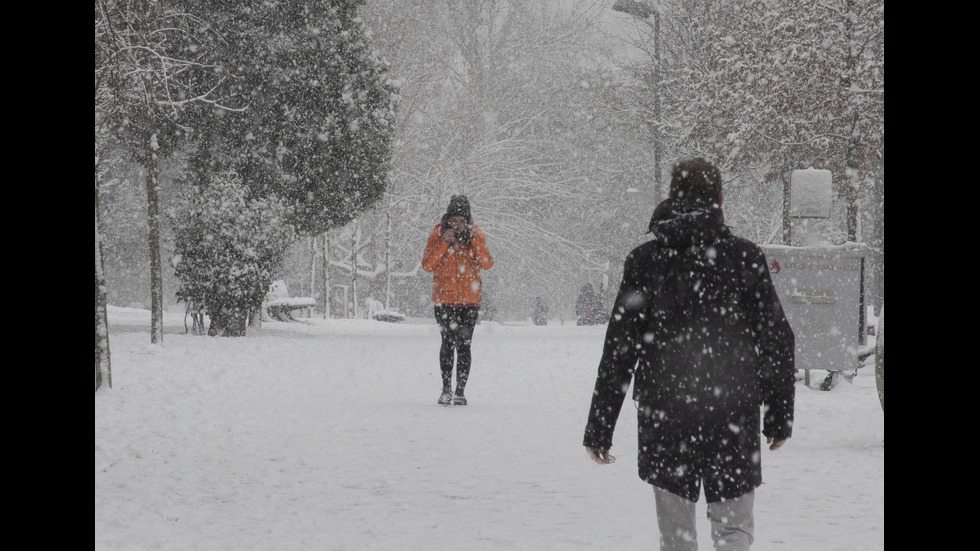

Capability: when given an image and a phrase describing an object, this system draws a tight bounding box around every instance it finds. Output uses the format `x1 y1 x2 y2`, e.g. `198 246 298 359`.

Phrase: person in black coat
583 158 795 551
532 296 549 326
575 283 606 326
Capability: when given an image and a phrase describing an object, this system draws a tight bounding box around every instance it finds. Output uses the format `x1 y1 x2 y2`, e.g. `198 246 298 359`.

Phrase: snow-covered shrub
170 171 296 336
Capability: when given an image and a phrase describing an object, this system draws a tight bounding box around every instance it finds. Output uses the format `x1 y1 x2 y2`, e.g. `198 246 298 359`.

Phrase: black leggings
434 305 480 391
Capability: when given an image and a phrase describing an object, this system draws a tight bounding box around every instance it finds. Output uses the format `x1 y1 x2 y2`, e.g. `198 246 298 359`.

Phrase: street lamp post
612 0 663 205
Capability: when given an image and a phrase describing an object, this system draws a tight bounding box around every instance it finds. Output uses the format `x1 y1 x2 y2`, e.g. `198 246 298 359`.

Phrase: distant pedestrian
422 195 494 406
575 283 605 326
583 157 796 550
532 296 549 326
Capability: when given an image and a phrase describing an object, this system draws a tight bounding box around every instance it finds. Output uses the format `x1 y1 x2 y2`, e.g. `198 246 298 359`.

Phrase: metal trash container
761 242 868 390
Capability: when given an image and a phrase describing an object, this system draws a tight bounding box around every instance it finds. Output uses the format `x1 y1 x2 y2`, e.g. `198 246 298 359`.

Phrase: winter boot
452 387 467 406
438 388 453 406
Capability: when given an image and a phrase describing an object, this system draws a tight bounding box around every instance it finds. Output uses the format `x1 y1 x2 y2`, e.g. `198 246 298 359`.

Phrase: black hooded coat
583 197 796 503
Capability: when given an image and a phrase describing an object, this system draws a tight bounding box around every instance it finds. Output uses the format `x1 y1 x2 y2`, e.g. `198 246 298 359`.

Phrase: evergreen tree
170 171 296 336
188 0 398 236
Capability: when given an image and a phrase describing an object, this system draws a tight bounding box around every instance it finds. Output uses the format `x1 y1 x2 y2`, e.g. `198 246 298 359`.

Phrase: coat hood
647 196 729 247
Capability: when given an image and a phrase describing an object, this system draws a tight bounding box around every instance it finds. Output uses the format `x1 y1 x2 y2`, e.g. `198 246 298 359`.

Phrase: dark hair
669 158 722 202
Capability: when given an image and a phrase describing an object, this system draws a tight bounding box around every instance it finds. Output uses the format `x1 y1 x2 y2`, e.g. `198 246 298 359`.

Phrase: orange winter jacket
422 222 494 305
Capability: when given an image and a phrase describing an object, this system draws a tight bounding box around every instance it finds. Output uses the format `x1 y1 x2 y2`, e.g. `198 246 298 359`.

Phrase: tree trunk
248 304 262 329
207 305 249 337
95 162 112 391
841 0 861 243
870 134 884 313
781 155 793 245
144 125 165 344
385 208 392 310
322 231 331 319
844 111 861 242
309 235 317 312
350 218 358 318
652 10 663 204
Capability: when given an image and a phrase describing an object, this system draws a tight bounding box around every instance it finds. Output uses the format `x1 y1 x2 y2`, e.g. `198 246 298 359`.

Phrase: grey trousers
653 487 755 551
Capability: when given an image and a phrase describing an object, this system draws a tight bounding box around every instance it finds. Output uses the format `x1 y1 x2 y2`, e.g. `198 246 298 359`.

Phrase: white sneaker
438 390 453 405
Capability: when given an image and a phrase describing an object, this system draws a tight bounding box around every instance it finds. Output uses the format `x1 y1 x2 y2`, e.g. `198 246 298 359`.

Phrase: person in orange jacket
422 195 494 405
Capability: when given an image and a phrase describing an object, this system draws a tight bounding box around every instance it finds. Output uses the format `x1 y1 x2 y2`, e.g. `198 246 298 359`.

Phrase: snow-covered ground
95 306 883 550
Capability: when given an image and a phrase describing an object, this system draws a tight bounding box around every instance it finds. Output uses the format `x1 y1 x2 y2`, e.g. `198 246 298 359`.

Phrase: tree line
613 0 883 303
96 0 398 388
96 0 884 391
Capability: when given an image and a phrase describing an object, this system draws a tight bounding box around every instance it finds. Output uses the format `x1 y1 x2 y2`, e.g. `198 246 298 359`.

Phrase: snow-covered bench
364 297 406 323
263 280 316 322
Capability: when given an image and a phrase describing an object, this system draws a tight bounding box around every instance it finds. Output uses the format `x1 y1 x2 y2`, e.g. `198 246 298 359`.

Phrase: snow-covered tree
186 0 399 236
95 0 232 344
351 0 651 317
660 0 883 243
171 0 398 324
169 171 295 336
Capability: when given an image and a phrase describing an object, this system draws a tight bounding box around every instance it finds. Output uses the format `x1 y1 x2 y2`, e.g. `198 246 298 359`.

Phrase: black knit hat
446 194 471 220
